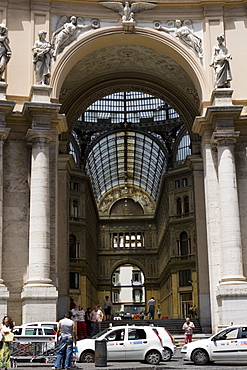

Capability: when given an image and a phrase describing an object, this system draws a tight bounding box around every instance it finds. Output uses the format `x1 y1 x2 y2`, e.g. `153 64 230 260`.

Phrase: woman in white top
0 315 14 369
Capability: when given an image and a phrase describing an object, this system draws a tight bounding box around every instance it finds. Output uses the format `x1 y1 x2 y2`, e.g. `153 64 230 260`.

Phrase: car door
237 326 247 359
210 327 240 361
124 328 148 360
105 328 126 360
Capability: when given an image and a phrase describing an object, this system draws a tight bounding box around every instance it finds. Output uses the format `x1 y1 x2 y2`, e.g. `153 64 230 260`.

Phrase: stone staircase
102 318 202 334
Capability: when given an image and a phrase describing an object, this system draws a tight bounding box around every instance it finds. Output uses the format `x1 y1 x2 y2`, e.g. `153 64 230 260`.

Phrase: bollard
95 339 107 367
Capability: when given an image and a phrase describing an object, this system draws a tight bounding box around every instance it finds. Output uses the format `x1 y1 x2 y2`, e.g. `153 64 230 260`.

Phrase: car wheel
145 350 161 365
192 349 209 365
163 347 172 361
80 350 95 363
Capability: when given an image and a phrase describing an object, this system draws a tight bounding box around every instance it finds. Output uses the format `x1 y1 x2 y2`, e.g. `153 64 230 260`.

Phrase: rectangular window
175 180 180 188
111 232 144 248
179 270 192 287
133 289 142 303
132 272 141 282
70 272 79 289
112 290 119 303
73 182 79 191
182 178 188 187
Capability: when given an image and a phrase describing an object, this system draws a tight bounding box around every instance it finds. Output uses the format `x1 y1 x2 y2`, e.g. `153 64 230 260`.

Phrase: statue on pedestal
210 34 232 88
0 24 12 82
32 30 52 85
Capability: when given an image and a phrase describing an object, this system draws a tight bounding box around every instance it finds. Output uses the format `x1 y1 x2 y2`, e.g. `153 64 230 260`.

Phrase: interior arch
51 27 209 114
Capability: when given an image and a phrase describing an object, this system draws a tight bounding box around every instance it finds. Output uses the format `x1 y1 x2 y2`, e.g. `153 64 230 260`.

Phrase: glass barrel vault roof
85 130 167 201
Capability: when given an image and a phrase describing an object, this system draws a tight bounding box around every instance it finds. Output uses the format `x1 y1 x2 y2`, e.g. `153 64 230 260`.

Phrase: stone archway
54 26 210 328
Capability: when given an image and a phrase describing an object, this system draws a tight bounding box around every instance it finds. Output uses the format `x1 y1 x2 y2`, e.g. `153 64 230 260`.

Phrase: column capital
26 129 56 144
22 102 61 130
211 131 240 149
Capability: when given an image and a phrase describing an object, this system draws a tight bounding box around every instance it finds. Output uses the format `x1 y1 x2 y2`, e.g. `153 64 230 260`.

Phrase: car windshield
91 328 112 339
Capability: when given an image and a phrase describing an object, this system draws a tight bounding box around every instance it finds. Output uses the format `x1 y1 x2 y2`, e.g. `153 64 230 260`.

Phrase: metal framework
70 91 191 201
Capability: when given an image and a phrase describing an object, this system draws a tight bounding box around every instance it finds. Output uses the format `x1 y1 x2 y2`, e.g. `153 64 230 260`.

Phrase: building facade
0 0 247 333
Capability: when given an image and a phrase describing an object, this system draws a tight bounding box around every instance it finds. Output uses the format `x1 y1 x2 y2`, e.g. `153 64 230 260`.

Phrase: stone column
21 85 61 323
26 131 55 285
0 82 15 317
193 89 247 330
213 134 246 283
21 130 58 322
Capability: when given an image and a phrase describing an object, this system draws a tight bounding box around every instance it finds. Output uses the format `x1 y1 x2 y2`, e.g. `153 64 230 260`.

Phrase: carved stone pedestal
30 85 53 103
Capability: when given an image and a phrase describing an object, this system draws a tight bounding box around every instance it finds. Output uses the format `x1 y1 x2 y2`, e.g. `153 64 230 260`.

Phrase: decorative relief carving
52 16 100 59
98 186 155 215
100 1 157 32
154 19 203 59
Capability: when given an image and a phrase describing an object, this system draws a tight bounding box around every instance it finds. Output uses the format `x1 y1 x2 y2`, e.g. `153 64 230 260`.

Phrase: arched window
176 132 191 163
184 196 189 214
69 234 78 258
179 231 189 256
73 200 78 218
176 197 182 215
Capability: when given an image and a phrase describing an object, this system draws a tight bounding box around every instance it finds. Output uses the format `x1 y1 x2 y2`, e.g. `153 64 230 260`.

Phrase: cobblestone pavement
13 353 247 369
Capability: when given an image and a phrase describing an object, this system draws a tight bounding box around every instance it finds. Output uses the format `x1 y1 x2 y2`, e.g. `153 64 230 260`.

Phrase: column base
0 284 9 318
217 283 247 327
21 284 58 323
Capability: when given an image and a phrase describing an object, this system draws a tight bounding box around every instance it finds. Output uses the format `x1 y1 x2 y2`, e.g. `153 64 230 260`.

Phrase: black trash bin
95 339 107 367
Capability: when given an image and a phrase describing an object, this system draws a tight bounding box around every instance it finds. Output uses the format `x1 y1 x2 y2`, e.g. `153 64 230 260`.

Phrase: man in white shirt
182 317 195 344
90 306 103 336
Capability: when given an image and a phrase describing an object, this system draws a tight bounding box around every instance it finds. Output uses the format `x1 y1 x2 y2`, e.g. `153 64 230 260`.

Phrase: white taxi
76 325 165 365
181 325 247 365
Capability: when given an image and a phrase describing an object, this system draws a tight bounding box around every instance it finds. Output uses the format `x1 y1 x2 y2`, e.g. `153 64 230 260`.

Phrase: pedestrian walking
52 313 76 370
182 317 195 344
147 297 156 319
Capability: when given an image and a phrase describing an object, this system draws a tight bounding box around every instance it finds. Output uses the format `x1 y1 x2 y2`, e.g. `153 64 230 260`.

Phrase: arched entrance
52 27 210 331
111 263 145 319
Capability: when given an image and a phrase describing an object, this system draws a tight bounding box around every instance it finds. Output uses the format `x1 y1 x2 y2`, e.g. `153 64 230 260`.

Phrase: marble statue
52 16 100 59
32 30 52 85
210 33 232 88
100 1 157 23
154 19 203 59
0 24 12 82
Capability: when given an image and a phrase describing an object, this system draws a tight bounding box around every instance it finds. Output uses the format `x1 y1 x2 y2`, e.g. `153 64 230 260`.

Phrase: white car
76 325 165 365
21 321 58 331
181 325 247 365
152 326 176 361
13 326 57 337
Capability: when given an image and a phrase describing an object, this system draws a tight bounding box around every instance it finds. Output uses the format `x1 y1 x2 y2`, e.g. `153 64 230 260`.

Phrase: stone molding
26 129 56 144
